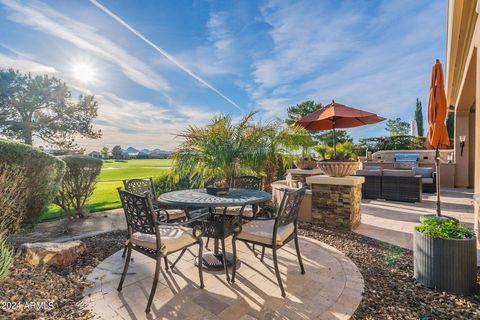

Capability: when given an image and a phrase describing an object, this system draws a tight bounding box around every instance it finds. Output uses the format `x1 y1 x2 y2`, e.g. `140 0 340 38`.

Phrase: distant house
88 151 102 159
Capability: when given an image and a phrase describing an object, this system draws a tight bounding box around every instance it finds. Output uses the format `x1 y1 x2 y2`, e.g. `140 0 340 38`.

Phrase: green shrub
53 155 103 219
0 139 65 227
415 217 474 239
0 164 28 281
314 141 363 160
359 135 425 152
153 173 191 194
0 164 28 235
0 233 13 280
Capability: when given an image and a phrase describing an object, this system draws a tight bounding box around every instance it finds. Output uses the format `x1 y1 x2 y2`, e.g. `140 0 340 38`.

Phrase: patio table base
196 252 235 271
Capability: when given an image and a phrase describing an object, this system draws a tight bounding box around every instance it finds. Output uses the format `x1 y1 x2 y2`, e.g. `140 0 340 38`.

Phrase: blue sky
0 0 447 150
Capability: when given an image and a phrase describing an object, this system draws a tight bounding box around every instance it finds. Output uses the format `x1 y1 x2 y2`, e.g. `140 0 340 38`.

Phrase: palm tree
255 121 314 191
172 112 266 187
172 112 314 191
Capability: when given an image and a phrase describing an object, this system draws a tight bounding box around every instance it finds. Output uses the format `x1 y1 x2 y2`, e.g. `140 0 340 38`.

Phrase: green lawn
41 159 172 221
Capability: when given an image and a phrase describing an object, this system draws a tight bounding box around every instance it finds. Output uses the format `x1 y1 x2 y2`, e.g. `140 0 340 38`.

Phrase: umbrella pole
435 148 441 216
332 124 337 158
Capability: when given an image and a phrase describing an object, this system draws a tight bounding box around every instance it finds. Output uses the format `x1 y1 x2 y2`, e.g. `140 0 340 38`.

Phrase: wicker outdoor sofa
354 166 435 203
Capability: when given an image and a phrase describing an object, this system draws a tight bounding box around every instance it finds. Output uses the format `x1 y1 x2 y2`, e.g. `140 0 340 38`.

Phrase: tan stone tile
85 236 363 320
192 292 230 315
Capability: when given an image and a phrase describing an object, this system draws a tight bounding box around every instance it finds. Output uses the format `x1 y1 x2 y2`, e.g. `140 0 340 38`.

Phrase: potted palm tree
414 217 477 295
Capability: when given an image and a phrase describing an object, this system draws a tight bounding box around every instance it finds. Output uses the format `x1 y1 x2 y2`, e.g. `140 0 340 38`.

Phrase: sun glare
73 62 96 83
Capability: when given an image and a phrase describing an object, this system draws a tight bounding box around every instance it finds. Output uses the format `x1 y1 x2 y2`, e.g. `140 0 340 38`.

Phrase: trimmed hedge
54 155 103 219
0 139 65 227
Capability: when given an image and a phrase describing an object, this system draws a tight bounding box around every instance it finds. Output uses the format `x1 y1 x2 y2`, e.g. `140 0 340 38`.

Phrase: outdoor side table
158 188 271 281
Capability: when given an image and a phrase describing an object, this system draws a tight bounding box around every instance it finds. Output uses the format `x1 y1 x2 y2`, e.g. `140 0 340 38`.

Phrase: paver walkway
9 208 125 244
83 237 364 320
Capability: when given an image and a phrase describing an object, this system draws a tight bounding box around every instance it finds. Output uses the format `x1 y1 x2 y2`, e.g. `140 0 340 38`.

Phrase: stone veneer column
306 175 364 230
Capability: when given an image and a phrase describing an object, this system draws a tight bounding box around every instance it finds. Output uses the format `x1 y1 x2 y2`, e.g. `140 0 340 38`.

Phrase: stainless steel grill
393 153 419 169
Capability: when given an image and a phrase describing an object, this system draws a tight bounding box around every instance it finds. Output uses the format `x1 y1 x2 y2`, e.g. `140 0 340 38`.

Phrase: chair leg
261 246 265 262
294 234 305 274
146 256 162 313
221 237 230 282
205 237 210 249
117 245 131 291
198 240 205 289
164 256 169 271
170 248 187 269
231 235 237 283
272 247 286 297
122 244 127 258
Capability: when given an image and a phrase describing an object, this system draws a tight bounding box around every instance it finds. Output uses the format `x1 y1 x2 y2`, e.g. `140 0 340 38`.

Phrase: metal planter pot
414 230 477 295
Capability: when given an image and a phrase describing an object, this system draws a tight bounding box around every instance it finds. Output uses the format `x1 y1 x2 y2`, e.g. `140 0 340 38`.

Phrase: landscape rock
17 240 87 266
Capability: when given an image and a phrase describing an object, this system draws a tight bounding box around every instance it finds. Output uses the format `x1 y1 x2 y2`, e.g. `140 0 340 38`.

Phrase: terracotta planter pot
317 161 359 177
294 159 317 170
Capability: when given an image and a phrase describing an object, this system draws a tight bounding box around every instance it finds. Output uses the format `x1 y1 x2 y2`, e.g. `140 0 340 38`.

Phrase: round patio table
158 188 271 281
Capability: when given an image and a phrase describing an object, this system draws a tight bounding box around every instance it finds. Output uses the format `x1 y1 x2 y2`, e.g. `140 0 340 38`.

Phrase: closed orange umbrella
427 59 450 149
426 59 449 216
295 100 385 156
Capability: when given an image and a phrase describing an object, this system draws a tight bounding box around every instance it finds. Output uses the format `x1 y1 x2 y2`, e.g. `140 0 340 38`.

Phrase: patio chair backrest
117 188 158 237
275 187 306 227
123 178 157 199
232 175 262 190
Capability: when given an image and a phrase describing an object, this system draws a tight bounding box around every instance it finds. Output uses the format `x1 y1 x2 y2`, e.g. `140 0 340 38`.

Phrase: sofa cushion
237 220 294 245
355 169 382 176
382 169 415 177
422 177 434 184
414 167 433 178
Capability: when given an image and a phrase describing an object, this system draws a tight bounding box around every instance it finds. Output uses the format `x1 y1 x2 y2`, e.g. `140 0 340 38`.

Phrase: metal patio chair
230 187 306 297
117 188 205 313
123 178 187 222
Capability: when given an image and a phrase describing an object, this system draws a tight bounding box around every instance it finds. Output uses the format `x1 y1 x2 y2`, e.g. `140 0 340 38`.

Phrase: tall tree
100 147 109 159
0 69 101 148
414 98 424 136
385 117 410 136
285 100 322 126
316 130 352 147
111 145 123 160
446 110 454 139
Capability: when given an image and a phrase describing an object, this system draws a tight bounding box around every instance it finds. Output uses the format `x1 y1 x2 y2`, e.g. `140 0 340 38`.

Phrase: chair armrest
156 211 208 227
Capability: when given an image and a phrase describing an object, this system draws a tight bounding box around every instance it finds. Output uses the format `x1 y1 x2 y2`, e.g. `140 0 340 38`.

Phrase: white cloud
169 11 242 78
76 92 216 150
0 52 58 74
1 0 171 91
249 0 446 138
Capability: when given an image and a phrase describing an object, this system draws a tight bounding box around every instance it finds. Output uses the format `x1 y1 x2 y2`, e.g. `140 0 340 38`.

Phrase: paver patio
356 187 480 264
83 236 364 320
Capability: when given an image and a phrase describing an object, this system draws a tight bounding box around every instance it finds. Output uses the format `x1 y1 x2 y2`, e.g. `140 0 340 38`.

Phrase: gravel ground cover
298 222 480 320
1 225 479 319
0 231 125 319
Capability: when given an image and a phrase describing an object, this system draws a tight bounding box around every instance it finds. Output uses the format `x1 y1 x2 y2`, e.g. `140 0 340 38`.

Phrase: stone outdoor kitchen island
306 175 365 230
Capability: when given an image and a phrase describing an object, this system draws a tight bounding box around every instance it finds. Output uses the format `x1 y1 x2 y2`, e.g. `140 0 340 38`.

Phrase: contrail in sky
89 0 242 111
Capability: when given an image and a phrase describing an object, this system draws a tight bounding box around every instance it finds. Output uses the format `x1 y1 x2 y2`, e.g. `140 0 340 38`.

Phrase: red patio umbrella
295 100 385 156
426 59 450 216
